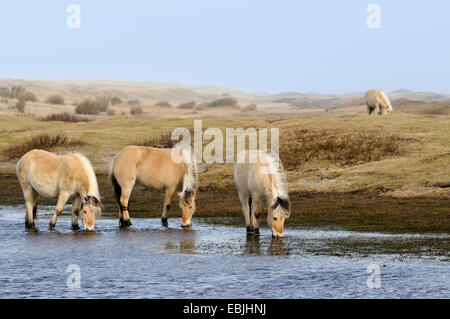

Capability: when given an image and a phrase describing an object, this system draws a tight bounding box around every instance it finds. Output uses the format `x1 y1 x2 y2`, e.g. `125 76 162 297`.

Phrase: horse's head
80 195 102 231
268 196 290 238
386 107 393 115
179 189 196 227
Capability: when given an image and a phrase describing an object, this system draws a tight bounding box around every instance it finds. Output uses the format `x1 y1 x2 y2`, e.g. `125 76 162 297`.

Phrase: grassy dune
1 113 448 197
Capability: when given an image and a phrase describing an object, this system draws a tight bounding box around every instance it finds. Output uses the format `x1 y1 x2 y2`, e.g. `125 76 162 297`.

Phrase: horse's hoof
119 219 132 227
72 224 80 231
25 222 36 231
181 223 192 228
253 228 260 236
48 223 55 231
246 226 255 235
161 218 168 227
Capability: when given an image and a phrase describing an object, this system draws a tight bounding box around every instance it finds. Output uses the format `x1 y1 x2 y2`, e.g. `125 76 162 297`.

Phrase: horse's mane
72 152 100 201
181 148 198 204
265 153 290 218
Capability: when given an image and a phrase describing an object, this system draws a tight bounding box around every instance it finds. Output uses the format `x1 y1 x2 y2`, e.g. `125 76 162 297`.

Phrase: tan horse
366 89 393 116
16 150 102 231
234 150 290 238
110 146 198 228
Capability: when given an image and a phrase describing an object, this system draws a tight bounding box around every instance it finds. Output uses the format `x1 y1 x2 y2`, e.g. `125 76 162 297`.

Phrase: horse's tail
268 154 291 218
110 172 122 206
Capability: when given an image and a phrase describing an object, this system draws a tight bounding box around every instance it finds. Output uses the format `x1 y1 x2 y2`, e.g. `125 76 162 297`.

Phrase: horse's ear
177 191 182 198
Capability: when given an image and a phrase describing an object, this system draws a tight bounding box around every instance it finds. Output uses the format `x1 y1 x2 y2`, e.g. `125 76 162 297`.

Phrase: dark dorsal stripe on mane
271 196 290 212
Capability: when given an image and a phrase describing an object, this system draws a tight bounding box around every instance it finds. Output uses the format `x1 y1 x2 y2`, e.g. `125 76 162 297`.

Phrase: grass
0 113 448 198
280 129 413 169
2 133 85 160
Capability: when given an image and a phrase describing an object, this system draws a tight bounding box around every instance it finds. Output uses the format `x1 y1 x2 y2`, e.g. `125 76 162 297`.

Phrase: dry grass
395 102 450 115
2 133 85 160
280 129 412 170
42 112 91 123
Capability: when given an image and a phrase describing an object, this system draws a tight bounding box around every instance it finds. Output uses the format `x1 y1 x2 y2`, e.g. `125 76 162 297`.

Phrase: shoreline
2 173 449 234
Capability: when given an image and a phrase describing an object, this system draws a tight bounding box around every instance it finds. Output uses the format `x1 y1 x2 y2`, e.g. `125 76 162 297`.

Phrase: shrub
45 94 65 105
111 97 122 105
137 129 194 149
130 106 143 115
206 97 237 108
15 97 26 113
96 96 111 112
2 134 85 160
155 101 172 108
177 101 196 109
75 99 100 115
107 109 115 116
43 112 90 122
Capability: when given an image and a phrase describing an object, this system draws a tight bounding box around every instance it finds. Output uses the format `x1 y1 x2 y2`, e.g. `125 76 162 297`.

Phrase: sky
0 0 449 94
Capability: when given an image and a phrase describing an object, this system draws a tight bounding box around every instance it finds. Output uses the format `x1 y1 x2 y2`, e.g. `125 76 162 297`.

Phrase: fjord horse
110 146 198 228
16 150 102 231
366 89 393 116
234 150 290 238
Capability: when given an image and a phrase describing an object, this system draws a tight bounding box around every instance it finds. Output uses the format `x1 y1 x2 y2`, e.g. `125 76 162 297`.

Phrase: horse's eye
189 206 192 209
273 217 278 221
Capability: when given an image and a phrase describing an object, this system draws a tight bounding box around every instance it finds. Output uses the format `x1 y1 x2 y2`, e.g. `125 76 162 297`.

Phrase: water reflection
165 238 196 254
243 236 290 256
268 237 289 256
243 236 261 255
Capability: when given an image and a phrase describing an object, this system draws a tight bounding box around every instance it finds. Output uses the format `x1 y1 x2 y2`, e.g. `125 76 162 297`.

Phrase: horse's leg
49 191 70 230
71 195 82 230
250 195 262 236
376 103 382 116
119 181 134 227
23 187 38 230
238 191 252 235
162 186 176 227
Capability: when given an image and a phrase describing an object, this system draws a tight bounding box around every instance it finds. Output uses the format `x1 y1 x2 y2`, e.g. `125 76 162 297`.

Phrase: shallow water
0 206 448 298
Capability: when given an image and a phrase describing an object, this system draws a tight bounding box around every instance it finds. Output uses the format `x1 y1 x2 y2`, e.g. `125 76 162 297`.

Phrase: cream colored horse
110 146 198 228
16 150 102 231
234 150 290 238
366 89 393 116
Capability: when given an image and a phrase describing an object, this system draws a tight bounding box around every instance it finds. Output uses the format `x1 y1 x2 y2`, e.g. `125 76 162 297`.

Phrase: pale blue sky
0 0 449 94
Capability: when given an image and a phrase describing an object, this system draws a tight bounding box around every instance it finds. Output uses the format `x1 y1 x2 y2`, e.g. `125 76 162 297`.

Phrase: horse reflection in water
165 238 196 254
243 236 289 256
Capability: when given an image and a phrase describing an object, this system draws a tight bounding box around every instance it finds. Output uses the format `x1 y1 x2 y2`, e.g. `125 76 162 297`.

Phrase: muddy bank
1 173 449 233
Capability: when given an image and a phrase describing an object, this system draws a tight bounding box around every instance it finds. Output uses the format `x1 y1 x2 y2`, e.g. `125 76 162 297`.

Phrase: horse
110 146 198 228
16 150 102 231
365 89 393 116
234 150 290 238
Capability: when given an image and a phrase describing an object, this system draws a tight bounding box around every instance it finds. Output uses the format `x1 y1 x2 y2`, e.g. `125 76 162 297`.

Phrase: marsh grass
280 129 413 169
2 133 85 160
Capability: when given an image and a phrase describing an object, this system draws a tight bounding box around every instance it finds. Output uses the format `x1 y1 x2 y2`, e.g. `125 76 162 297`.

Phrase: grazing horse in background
234 150 291 238
366 89 393 116
110 146 198 228
16 150 102 231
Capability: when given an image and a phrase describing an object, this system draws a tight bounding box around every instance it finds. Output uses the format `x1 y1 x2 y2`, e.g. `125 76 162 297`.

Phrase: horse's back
365 90 378 107
234 150 269 196
16 150 65 197
113 146 185 189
